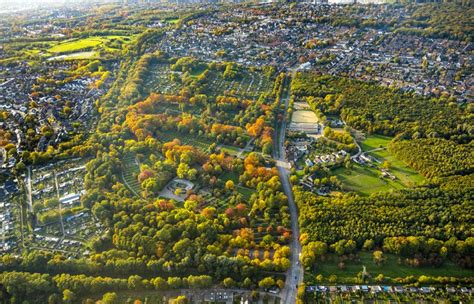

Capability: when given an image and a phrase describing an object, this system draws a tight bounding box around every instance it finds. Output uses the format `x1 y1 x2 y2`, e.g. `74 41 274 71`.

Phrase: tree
315 274 324 283
102 292 118 304
375 274 385 283
225 180 235 191
177 163 190 179
363 239 374 251
301 241 327 268
62 289 76 304
373 250 385 265
128 275 143 290
172 296 188 304
48 294 61 304
223 277 235 288
258 277 275 289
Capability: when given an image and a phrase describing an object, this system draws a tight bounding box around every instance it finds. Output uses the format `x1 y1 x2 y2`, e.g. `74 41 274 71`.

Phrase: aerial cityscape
0 0 472 303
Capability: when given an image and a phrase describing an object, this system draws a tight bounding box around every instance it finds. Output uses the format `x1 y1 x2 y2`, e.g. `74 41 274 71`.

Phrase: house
371 286 382 293
394 286 404 293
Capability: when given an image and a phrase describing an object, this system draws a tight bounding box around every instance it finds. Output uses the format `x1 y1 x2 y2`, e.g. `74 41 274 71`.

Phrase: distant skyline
0 0 118 6
0 0 120 12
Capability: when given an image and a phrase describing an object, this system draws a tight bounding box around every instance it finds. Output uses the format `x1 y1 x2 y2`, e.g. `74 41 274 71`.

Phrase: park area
334 135 424 196
48 35 133 53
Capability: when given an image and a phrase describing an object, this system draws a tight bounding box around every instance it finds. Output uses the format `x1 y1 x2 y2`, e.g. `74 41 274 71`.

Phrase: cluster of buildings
0 179 18 252
344 33 473 101
311 150 349 166
286 137 313 169
286 135 349 170
0 61 103 156
158 3 472 102
159 4 354 69
306 285 472 296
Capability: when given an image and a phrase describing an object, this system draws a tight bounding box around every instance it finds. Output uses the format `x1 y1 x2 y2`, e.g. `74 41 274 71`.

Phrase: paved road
53 170 66 237
26 166 33 212
351 139 363 160
273 72 303 304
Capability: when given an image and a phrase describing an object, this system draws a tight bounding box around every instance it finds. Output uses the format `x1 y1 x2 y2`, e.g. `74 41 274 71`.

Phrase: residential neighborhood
159 3 472 102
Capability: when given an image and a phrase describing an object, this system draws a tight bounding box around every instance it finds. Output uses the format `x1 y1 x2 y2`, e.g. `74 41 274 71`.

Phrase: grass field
236 186 255 201
220 171 240 183
360 134 392 151
369 149 425 187
122 154 141 197
220 144 241 156
164 18 179 24
309 252 474 284
362 135 424 187
333 164 404 196
48 36 131 54
334 135 424 195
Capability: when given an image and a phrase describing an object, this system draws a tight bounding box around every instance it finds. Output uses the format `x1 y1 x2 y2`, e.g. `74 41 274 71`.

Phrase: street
273 71 304 304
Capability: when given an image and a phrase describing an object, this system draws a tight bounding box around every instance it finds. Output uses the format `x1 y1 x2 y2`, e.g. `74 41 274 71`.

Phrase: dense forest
389 138 473 178
291 74 472 142
293 70 473 286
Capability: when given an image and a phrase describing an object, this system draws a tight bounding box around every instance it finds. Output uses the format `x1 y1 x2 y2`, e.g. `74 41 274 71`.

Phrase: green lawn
369 149 425 187
48 36 131 54
362 135 425 187
308 252 474 284
220 144 240 155
333 135 424 195
48 51 98 61
164 18 179 24
360 134 392 151
333 164 404 196
220 171 240 183
49 37 105 53
236 186 255 201
189 65 207 77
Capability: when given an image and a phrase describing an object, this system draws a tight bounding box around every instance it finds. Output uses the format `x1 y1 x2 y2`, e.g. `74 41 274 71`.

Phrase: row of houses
0 179 19 252
307 285 472 295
